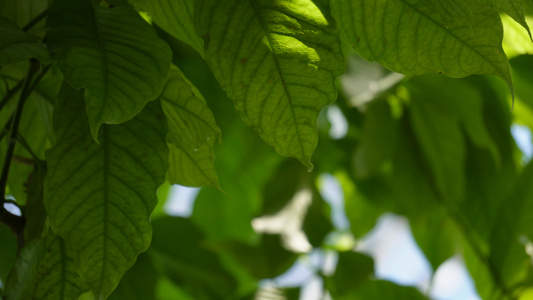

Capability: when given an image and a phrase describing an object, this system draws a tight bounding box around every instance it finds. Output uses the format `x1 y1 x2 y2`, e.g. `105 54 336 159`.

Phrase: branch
22 9 48 32
0 59 40 251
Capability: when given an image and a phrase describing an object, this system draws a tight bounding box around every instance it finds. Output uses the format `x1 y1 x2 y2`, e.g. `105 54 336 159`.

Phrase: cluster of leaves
1 0 533 299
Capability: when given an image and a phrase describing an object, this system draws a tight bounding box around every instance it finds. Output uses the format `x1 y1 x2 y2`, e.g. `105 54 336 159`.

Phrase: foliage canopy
1 0 533 299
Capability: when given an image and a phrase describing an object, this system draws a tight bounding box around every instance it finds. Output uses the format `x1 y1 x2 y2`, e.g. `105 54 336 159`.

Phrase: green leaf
325 251 374 298
337 280 428 300
0 224 17 286
407 79 466 203
46 0 171 140
129 0 203 55
108 253 157 300
5 239 45 300
478 0 531 39
44 83 168 298
195 0 344 168
160 66 221 188
331 0 513 91
0 17 51 65
354 99 397 178
4 235 87 300
149 217 237 299
33 235 88 300
224 234 298 279
302 187 333 247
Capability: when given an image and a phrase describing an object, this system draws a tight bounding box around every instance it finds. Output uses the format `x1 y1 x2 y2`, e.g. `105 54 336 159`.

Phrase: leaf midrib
400 0 505 77
248 0 306 161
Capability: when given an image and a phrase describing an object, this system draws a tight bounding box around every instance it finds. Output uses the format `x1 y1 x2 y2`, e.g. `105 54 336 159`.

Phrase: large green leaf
149 217 237 299
33 235 88 300
160 66 221 188
0 17 51 65
129 0 203 55
406 75 498 203
331 0 512 90
195 0 344 168
3 235 87 300
44 83 168 298
478 0 531 38
46 0 171 140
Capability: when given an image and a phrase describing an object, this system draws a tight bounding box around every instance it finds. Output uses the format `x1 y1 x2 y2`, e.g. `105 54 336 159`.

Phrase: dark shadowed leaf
44 83 168 298
46 0 171 140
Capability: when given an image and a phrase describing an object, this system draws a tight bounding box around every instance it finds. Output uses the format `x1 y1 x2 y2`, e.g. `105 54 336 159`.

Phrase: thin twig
0 59 40 252
22 9 48 32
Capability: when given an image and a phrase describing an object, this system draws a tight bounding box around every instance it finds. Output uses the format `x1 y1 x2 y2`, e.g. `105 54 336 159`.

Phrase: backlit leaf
160 66 220 188
44 83 168 298
331 0 512 91
195 0 344 168
129 0 203 55
46 0 171 140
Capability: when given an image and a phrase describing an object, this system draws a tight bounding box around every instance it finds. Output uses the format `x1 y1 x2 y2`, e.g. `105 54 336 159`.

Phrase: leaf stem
22 8 48 32
0 79 24 113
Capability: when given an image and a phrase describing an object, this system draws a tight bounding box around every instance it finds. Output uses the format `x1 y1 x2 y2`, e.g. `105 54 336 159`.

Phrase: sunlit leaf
160 66 220 188
129 0 203 55
331 0 513 91
44 83 168 298
46 0 171 140
195 0 344 168
0 17 51 65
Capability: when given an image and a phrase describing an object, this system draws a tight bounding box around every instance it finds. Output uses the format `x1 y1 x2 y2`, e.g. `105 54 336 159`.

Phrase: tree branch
0 59 40 251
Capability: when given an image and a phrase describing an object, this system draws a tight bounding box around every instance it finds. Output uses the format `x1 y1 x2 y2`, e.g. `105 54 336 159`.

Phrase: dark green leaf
46 0 171 140
337 280 428 300
149 217 237 299
0 17 51 65
108 253 157 300
44 83 168 298
160 66 220 188
325 251 374 298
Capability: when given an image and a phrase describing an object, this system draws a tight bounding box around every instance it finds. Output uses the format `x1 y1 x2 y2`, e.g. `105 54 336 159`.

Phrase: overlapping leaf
46 0 171 140
129 0 203 55
3 235 87 300
406 75 499 203
33 235 88 300
195 0 344 168
44 83 168 298
331 0 512 90
160 67 220 188
0 17 51 65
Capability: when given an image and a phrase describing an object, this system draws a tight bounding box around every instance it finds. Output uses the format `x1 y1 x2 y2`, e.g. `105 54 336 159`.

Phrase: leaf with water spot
195 0 344 168
44 83 168 299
